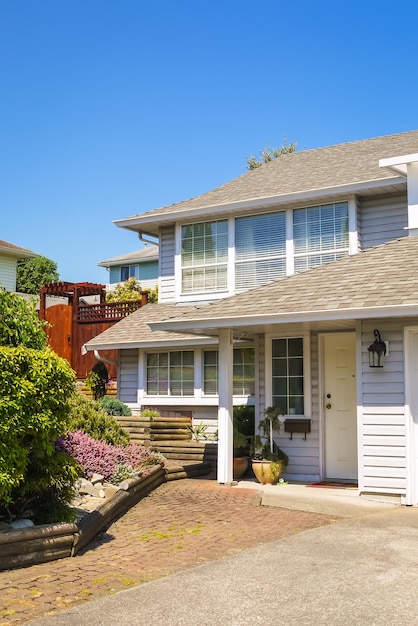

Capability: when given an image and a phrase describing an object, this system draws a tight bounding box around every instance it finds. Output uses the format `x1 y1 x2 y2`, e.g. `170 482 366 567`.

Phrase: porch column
217 328 234 484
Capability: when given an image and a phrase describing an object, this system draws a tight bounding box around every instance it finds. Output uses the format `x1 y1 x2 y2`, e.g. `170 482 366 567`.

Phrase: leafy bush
56 430 164 482
100 396 132 416
0 346 78 522
140 409 161 418
0 288 47 348
67 392 130 446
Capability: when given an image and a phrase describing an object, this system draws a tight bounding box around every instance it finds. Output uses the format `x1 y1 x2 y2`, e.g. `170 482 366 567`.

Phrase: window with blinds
235 212 286 290
293 202 349 272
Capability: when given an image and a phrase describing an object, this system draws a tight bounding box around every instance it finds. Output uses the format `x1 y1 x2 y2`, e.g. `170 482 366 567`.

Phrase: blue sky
1 0 417 284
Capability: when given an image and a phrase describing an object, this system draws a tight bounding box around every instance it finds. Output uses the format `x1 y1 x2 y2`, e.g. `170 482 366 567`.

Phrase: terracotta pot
233 457 249 480
251 459 284 485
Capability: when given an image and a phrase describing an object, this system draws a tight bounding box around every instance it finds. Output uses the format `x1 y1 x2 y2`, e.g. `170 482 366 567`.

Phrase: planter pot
233 457 249 480
251 459 284 485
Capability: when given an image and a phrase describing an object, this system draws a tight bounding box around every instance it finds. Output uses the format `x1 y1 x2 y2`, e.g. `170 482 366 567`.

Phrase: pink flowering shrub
56 430 164 482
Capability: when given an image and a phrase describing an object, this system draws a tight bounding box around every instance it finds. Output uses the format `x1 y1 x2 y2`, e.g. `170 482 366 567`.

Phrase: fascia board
150 304 418 332
114 177 404 232
82 336 220 352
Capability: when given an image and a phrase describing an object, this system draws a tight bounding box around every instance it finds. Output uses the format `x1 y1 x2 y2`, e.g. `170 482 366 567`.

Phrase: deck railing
77 300 142 323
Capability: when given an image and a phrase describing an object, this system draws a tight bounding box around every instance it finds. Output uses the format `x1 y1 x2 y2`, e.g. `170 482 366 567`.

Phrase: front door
323 333 357 480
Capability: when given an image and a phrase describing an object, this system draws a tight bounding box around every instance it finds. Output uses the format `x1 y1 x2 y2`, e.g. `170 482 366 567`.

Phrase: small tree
16 255 59 294
106 276 158 304
246 136 297 170
0 289 47 349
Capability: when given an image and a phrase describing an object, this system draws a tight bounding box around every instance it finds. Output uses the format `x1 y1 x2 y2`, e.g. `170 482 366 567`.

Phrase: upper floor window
146 351 194 396
179 201 350 297
235 213 286 290
293 202 349 272
203 348 255 396
181 221 228 293
120 265 136 281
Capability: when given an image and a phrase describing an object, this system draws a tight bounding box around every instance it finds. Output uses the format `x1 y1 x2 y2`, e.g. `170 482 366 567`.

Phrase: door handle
326 403 331 409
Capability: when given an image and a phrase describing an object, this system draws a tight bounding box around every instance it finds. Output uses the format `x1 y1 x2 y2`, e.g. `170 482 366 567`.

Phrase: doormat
307 481 358 489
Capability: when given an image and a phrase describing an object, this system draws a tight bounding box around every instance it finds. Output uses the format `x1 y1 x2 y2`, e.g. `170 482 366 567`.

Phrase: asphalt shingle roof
84 303 212 349
122 130 418 222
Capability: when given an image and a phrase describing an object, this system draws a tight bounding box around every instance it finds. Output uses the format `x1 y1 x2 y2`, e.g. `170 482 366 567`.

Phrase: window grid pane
181 221 228 293
271 338 304 415
147 351 194 396
203 348 255 396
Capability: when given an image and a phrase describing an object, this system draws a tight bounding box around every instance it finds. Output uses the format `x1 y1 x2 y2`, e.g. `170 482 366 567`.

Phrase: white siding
359 321 407 495
358 192 408 250
0 256 17 291
119 349 139 404
159 225 176 303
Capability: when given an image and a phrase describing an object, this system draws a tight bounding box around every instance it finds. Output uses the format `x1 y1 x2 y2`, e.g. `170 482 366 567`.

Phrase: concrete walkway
25 480 418 626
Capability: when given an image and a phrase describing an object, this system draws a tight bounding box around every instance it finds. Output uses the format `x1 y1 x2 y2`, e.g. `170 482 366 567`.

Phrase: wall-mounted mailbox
284 418 311 440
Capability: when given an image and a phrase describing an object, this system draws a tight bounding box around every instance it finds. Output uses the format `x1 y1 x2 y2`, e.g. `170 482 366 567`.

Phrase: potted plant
251 406 289 485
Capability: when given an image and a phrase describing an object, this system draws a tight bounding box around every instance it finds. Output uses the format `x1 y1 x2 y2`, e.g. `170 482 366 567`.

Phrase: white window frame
265 332 311 418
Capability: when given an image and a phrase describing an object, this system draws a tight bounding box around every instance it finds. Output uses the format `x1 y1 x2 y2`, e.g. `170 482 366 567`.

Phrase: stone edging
0 465 166 571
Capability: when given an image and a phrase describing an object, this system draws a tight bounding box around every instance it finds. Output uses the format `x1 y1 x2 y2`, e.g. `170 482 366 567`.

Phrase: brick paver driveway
0 478 335 625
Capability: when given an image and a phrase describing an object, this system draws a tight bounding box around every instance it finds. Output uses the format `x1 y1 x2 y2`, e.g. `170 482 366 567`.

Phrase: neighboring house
0 239 37 291
84 130 418 504
98 245 159 290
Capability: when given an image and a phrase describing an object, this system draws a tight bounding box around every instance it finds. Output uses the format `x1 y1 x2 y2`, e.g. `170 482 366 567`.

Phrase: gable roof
115 130 418 236
98 245 159 268
0 240 37 259
82 303 216 351
150 236 418 334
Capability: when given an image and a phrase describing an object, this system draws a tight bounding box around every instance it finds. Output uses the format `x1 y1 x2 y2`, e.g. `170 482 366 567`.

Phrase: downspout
138 232 159 247
93 350 118 366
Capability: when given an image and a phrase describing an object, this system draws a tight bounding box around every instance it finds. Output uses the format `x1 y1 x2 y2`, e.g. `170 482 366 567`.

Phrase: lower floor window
272 338 304 414
146 351 194 396
203 348 255 395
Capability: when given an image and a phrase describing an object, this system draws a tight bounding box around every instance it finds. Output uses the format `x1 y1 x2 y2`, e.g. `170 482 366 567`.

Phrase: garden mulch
0 478 336 626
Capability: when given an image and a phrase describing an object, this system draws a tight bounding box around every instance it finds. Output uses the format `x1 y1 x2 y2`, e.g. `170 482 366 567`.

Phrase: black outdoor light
368 329 386 368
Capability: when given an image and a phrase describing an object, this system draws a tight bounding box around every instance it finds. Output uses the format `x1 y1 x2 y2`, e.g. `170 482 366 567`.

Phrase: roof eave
150 303 418 333
114 177 404 235
82 336 220 351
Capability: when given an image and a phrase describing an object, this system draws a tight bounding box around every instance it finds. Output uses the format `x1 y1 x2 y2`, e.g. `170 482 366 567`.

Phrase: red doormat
307 481 358 489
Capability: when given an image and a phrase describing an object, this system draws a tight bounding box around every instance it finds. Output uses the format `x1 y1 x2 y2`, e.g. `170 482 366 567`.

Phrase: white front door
323 333 357 480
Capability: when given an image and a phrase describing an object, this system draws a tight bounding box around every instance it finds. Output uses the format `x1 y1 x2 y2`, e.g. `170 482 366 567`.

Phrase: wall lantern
368 329 387 368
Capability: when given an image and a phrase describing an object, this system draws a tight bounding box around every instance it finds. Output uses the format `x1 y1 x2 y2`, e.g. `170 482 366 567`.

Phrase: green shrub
100 396 132 416
66 392 130 446
140 409 161 418
0 289 47 348
0 346 78 521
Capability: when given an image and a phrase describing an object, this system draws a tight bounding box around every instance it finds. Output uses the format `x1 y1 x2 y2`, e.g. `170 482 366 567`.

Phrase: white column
407 162 418 235
217 327 234 484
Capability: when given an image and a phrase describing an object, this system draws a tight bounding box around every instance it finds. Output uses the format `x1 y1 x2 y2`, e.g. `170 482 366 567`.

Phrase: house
0 240 37 291
83 129 418 504
98 245 159 291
